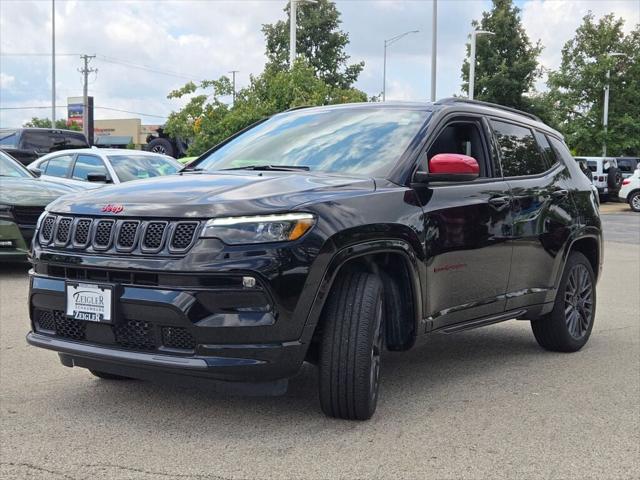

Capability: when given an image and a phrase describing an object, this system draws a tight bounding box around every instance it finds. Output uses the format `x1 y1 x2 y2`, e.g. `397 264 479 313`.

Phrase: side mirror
414 153 480 183
87 172 110 183
31 167 42 178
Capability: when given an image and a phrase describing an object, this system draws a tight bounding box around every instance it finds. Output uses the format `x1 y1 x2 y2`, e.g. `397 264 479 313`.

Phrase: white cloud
0 73 15 89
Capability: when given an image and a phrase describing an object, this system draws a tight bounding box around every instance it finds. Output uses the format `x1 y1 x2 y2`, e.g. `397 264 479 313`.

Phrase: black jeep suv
27 99 602 420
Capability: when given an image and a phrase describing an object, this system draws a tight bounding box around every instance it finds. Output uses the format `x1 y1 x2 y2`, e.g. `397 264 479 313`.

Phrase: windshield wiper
222 165 310 172
179 166 206 173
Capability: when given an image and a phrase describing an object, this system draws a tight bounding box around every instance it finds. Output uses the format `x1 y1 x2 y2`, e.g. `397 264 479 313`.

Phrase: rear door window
21 132 52 152
65 134 89 148
534 131 557 168
72 155 108 181
491 120 548 177
44 154 74 178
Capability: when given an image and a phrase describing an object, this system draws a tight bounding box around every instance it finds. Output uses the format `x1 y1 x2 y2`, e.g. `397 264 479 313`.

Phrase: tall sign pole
289 0 297 68
51 0 56 128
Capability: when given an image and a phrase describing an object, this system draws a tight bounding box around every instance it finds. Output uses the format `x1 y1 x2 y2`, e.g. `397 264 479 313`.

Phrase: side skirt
433 309 528 334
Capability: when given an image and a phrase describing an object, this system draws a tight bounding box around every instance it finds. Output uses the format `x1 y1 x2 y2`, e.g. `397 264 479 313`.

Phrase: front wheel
629 191 640 212
318 270 384 420
531 252 596 352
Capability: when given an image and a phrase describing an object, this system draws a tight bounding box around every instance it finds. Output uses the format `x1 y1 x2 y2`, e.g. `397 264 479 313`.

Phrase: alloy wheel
632 194 640 211
563 264 594 339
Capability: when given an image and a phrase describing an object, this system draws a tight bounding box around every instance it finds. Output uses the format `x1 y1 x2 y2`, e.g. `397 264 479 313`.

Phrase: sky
0 0 638 127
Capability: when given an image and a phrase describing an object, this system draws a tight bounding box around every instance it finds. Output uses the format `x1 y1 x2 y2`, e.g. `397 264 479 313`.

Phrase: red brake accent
428 153 480 175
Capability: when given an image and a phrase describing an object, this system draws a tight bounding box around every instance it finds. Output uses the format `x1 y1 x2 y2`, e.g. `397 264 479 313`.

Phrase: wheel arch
304 239 424 354
564 234 601 283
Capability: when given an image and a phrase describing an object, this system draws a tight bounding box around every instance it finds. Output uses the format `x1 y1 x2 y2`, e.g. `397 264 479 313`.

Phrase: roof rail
436 97 541 122
284 105 314 112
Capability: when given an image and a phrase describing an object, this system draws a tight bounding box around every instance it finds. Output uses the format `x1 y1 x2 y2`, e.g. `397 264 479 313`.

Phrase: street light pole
229 70 239 105
468 30 494 100
430 0 437 102
382 30 419 102
289 0 317 69
51 0 55 128
602 52 626 157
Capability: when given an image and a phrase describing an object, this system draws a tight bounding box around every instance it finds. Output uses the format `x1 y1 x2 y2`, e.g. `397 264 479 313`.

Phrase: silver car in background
27 148 182 188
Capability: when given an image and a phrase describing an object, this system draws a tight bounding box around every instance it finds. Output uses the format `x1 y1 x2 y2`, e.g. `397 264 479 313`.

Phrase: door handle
551 189 569 199
488 196 511 208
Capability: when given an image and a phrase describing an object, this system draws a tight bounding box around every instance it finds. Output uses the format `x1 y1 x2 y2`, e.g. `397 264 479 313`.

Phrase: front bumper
28 259 313 383
0 220 29 260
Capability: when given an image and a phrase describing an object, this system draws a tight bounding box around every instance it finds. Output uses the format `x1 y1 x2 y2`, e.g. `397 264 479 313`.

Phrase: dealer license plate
66 283 113 323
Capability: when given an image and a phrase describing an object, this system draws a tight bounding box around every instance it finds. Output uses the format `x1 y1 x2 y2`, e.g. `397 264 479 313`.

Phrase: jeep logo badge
101 204 124 214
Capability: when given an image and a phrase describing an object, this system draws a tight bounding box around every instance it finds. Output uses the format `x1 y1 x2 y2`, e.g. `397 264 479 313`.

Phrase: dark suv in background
0 128 89 166
26 99 602 420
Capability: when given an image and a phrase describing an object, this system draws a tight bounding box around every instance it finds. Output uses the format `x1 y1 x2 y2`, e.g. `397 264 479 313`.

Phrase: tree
262 0 364 90
546 14 639 156
461 0 542 111
23 117 81 131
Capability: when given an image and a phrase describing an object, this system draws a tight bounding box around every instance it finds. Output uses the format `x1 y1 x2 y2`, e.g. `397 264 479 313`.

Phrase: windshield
195 107 430 176
0 129 19 148
0 150 33 178
108 154 181 182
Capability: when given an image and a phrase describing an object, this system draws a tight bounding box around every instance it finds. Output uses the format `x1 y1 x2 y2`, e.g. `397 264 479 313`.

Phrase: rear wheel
318 270 384 420
531 252 596 352
629 191 640 212
89 370 132 380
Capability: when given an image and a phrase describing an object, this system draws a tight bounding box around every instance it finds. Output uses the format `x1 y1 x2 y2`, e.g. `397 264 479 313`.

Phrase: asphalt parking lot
1 208 638 480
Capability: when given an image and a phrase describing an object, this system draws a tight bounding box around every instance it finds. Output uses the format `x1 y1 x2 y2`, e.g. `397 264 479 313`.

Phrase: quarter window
72 155 108 181
44 154 73 178
491 121 548 177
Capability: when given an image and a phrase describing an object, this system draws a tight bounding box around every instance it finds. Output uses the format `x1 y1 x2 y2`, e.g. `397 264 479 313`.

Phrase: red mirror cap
429 153 479 175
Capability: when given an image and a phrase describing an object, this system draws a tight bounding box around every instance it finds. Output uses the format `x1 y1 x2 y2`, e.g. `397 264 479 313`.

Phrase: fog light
242 276 256 288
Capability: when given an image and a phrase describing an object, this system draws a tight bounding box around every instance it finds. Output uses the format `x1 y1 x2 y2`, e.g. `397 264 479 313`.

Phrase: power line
95 55 199 80
0 105 167 119
94 107 168 119
1 52 200 81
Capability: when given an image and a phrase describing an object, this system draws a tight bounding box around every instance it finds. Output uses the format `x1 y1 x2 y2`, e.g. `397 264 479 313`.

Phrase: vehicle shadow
46 322 552 433
0 261 30 278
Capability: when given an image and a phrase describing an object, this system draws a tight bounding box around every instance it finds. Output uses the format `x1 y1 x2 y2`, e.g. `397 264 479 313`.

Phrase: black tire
318 270 384 420
628 191 640 212
146 137 175 157
89 370 132 380
531 252 596 352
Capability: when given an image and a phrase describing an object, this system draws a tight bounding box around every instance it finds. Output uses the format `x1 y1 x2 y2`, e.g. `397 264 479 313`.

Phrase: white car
28 148 182 188
575 156 623 200
619 167 640 212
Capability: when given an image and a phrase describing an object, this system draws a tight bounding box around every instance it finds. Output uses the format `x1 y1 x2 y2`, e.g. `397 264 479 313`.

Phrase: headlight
0 204 13 220
201 213 315 245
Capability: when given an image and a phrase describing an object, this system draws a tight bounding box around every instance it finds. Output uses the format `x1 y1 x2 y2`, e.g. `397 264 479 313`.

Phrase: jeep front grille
39 215 200 255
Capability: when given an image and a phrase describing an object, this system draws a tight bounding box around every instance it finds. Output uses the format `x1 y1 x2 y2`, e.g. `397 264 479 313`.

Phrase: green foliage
23 117 81 131
546 14 639 156
262 0 364 90
461 0 542 111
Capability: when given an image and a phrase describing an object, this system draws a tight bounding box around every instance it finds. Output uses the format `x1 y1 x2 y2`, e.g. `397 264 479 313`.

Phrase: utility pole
79 55 97 140
229 70 239 105
430 0 437 102
51 0 55 128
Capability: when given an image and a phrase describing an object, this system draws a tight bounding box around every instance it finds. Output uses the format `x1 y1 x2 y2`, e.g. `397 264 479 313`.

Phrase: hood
0 176 79 206
46 171 376 217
